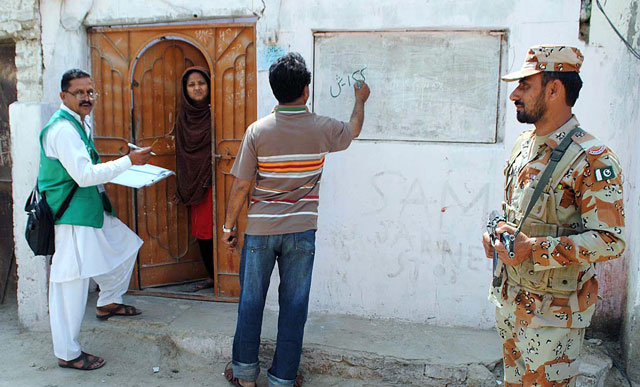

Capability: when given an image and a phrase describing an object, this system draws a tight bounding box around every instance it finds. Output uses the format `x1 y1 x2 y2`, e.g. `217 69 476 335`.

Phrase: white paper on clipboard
109 164 174 189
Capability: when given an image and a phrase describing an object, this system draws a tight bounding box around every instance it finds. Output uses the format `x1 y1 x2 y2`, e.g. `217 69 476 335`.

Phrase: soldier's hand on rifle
493 222 534 266
482 232 494 259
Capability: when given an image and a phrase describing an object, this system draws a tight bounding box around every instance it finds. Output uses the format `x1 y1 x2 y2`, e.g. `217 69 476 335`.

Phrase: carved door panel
89 30 141 288
213 27 256 298
131 40 209 287
89 24 256 299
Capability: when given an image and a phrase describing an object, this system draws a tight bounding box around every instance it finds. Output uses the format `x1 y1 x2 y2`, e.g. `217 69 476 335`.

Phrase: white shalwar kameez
43 104 143 361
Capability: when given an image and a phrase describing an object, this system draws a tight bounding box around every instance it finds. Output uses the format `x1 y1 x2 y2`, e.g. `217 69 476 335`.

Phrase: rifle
487 210 515 287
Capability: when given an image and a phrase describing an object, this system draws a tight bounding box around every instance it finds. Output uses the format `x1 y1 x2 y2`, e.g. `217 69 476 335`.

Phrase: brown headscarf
175 67 212 206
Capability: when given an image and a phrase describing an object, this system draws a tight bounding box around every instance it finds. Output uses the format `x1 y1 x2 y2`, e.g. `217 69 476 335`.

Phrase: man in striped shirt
222 52 370 387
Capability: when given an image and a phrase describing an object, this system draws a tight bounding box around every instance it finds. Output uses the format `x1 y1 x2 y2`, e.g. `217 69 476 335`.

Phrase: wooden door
131 39 209 287
212 27 256 298
89 24 256 299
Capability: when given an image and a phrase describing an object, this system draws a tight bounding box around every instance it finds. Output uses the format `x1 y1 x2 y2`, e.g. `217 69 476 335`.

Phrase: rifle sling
514 127 583 237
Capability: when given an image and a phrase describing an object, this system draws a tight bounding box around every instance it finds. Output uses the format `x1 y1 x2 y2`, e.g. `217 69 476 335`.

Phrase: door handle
214 148 234 160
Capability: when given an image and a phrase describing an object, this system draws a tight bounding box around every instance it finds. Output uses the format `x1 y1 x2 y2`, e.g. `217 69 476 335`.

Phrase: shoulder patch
594 166 616 182
588 145 606 155
571 129 600 150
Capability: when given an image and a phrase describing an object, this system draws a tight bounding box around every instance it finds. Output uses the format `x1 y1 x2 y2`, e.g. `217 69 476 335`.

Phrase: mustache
79 101 92 107
514 100 524 107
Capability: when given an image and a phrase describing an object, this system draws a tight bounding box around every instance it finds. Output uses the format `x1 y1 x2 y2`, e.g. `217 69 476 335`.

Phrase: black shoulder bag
24 183 78 257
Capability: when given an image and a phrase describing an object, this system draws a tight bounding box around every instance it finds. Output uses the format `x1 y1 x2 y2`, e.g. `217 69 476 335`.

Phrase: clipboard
109 164 175 188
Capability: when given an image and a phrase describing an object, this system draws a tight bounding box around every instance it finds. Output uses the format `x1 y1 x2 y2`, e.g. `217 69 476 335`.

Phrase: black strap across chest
514 127 583 237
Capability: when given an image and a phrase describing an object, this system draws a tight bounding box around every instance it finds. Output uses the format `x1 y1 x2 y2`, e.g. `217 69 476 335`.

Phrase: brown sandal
96 303 141 320
224 361 243 386
58 352 105 371
186 279 215 293
223 361 304 386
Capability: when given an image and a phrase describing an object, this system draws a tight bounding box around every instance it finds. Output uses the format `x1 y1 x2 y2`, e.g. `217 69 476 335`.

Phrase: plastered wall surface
583 1 640 379
9 1 639 354
0 0 38 39
10 102 58 331
312 30 505 143
254 0 640 330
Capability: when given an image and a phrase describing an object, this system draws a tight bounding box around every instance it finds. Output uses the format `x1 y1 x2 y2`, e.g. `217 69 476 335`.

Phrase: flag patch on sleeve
594 166 616 181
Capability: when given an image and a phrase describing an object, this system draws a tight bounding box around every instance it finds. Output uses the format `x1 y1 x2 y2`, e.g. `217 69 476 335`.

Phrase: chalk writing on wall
330 67 367 98
312 30 506 143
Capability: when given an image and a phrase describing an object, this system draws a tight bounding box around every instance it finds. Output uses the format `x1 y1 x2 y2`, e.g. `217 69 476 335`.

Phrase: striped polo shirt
230 105 353 235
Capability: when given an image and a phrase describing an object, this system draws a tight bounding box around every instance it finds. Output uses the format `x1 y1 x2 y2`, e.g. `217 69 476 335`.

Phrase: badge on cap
594 166 616 182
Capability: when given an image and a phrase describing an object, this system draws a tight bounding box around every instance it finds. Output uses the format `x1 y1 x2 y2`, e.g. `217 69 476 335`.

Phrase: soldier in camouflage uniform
482 45 626 386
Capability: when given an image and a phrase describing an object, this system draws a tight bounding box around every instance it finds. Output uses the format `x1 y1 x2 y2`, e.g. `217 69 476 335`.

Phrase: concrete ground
0 292 633 387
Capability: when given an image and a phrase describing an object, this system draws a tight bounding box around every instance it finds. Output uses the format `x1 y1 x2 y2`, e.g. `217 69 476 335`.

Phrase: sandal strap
98 304 138 315
80 352 103 369
122 305 135 314
61 352 103 370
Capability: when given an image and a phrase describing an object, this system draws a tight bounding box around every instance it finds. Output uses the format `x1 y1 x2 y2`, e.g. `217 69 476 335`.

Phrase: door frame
89 21 257 302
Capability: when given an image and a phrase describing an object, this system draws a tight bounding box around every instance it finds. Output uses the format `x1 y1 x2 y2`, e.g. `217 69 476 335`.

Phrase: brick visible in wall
15 39 42 102
1 0 42 102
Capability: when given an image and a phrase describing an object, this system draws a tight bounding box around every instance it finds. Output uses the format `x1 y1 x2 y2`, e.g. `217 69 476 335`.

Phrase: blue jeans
232 230 316 386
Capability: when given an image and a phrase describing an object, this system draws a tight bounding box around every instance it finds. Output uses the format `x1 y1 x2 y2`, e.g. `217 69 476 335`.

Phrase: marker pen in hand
127 142 156 156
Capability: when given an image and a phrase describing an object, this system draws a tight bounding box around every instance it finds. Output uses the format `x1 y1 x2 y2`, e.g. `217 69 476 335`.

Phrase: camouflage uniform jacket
489 116 625 328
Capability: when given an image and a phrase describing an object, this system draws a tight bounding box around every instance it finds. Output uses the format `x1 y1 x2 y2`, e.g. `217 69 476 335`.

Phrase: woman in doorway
174 67 215 291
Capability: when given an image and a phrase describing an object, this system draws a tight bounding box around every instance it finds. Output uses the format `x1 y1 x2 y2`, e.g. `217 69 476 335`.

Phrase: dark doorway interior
0 42 17 303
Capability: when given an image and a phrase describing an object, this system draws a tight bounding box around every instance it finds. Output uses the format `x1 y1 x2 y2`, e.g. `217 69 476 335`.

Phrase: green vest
37 109 114 228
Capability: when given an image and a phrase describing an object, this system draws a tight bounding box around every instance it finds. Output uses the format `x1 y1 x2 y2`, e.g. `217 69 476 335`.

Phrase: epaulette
569 129 606 156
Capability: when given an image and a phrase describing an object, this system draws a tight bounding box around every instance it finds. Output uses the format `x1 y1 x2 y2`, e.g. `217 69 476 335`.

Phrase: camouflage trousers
495 307 585 387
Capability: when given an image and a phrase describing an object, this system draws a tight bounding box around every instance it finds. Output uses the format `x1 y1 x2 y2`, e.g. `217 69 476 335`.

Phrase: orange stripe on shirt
258 156 325 168
258 160 325 172
259 166 323 172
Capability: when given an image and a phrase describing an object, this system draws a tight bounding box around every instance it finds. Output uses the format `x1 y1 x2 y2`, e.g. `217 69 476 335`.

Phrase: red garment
190 186 213 239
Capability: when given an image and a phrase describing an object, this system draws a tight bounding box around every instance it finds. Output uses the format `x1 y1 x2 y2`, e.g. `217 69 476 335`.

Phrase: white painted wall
13 0 638 335
589 1 640 380
254 0 640 329
40 0 91 105
10 102 58 331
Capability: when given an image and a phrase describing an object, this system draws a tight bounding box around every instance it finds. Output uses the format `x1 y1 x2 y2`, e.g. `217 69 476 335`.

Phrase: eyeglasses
64 89 99 100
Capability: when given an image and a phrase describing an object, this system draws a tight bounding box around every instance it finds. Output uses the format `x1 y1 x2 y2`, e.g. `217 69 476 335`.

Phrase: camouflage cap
502 45 584 82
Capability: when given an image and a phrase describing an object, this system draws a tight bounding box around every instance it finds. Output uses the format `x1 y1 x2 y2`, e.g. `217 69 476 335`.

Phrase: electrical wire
595 0 640 60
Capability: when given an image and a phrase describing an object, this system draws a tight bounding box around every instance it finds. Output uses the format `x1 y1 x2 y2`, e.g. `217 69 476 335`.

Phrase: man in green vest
40 69 152 370
482 45 626 386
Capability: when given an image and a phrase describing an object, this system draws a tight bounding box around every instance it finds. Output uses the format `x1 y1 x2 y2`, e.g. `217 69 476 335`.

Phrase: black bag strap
24 185 40 212
54 183 79 220
25 182 79 217
514 127 583 237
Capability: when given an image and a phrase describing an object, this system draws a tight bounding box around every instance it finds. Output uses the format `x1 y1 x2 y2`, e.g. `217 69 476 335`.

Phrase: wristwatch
222 225 236 233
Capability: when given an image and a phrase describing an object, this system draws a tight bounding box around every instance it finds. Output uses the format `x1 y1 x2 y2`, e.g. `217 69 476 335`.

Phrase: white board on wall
312 30 505 143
